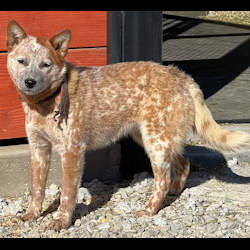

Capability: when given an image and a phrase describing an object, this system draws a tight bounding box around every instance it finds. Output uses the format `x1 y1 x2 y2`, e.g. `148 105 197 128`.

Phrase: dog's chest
24 101 81 153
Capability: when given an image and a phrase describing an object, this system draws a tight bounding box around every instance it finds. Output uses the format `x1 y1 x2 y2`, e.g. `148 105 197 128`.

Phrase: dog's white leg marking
21 137 52 221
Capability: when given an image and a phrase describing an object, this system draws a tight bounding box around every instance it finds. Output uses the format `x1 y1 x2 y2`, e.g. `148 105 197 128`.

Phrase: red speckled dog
6 20 250 231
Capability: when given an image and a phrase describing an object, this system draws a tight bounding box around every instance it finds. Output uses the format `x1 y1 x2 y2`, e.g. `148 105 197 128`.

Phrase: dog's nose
25 78 37 89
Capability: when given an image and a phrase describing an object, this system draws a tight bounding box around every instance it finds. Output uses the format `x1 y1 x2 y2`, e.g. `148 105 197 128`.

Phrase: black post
122 11 162 62
107 11 123 64
107 11 163 179
107 11 162 63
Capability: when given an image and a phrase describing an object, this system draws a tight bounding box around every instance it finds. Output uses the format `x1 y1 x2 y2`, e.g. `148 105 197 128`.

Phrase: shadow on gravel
185 145 250 185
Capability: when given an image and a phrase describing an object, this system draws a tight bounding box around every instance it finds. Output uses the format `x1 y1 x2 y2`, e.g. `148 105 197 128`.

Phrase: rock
206 200 223 212
49 184 58 190
77 187 91 203
52 211 58 219
227 157 238 167
170 222 182 233
136 214 154 225
74 219 81 227
0 200 7 212
114 202 131 214
184 198 197 211
205 223 218 233
245 220 250 227
45 184 59 197
183 215 193 226
203 215 216 224
0 226 6 234
98 222 111 230
45 189 59 197
0 199 22 216
30 230 40 238
129 217 136 224
122 221 132 231
153 216 167 226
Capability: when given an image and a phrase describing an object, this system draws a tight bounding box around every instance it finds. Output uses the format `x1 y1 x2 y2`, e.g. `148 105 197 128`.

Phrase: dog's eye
43 62 52 68
17 58 25 64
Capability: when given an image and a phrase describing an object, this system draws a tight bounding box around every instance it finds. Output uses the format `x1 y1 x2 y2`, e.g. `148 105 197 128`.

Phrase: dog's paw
20 211 40 222
135 209 154 218
45 218 71 232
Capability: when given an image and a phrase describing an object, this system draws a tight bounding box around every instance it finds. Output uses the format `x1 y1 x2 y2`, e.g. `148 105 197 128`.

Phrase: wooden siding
0 11 107 139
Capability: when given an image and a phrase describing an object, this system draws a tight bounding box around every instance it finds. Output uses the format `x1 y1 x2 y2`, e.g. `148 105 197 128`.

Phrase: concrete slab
162 13 250 121
0 146 61 198
0 143 120 198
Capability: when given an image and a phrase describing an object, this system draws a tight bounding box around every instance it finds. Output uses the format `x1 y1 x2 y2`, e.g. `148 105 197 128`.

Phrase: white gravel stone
0 198 22 216
183 215 193 226
114 202 132 214
184 198 197 211
45 189 59 197
170 222 182 233
45 184 60 197
77 187 91 203
153 216 167 226
227 157 238 167
74 219 81 227
122 221 132 231
98 222 111 230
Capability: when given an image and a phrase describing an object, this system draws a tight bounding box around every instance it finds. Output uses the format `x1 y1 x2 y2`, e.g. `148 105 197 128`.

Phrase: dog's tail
189 81 250 152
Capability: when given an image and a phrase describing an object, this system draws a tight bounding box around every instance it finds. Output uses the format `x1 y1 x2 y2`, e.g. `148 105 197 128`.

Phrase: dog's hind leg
169 155 190 195
135 121 180 217
135 140 171 217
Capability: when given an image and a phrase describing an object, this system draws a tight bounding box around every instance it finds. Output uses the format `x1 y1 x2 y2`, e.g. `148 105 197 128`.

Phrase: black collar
52 73 68 122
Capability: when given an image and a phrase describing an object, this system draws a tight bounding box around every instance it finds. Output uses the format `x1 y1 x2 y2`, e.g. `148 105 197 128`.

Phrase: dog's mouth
20 88 43 96
21 89 36 95
18 82 48 96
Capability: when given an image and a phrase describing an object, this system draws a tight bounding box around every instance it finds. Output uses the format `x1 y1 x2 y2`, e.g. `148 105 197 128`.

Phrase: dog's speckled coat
7 20 250 231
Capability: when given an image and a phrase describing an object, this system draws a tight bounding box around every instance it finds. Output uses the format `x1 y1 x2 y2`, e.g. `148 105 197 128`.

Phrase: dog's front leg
21 140 52 222
48 145 85 231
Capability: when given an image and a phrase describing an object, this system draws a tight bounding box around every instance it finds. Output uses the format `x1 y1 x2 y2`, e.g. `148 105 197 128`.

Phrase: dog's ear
49 29 71 58
7 20 27 52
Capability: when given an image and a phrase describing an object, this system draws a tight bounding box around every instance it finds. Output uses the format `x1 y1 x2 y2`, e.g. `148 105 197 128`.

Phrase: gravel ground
205 11 250 26
0 156 249 238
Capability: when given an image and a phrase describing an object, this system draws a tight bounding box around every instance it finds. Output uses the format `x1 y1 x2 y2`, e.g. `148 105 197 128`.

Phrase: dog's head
7 20 71 96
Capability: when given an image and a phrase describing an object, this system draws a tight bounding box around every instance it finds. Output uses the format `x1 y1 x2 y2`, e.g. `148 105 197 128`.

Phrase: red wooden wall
0 11 107 140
